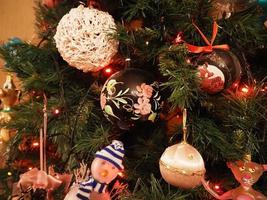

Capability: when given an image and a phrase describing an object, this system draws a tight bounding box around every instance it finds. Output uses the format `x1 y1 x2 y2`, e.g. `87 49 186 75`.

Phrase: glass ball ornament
100 68 162 130
2 37 23 68
3 37 23 47
159 142 205 189
196 49 242 94
258 0 267 7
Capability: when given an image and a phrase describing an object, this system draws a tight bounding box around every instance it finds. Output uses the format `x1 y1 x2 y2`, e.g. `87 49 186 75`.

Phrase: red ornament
174 22 241 94
42 0 61 8
196 49 242 94
104 67 113 76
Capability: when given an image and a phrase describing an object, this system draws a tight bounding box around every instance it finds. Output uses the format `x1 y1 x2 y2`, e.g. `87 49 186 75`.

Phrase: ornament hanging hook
40 93 48 172
182 108 187 142
244 153 252 162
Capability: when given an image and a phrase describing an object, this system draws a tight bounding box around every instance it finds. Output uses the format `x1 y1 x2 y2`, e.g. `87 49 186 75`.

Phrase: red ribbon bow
175 22 230 53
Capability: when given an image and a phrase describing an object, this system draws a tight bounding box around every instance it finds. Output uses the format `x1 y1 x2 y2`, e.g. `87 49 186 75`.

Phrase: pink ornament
202 160 267 199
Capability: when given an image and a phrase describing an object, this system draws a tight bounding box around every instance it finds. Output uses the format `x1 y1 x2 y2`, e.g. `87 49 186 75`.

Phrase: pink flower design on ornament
100 93 107 110
136 83 153 98
134 98 151 115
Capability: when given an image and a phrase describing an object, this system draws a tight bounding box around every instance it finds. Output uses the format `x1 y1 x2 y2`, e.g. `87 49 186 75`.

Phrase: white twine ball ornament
54 5 118 72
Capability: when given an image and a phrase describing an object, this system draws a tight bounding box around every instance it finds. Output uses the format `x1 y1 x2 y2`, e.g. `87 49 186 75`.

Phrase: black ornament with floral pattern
100 68 162 130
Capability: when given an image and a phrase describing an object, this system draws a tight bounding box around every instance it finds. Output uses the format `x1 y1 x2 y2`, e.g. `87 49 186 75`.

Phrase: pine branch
121 175 189 200
34 0 87 41
190 117 245 161
221 87 267 155
159 45 200 108
218 7 267 53
73 125 110 154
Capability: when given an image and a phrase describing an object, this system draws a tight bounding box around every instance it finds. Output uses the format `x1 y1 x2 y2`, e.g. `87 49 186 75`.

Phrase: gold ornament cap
243 153 252 162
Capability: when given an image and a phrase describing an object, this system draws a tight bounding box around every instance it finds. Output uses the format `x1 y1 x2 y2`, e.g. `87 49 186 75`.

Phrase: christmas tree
0 0 266 199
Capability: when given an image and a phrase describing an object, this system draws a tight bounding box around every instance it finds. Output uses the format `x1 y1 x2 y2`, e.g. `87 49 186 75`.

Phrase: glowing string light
53 109 60 115
32 142 39 147
104 67 112 75
241 86 249 93
214 184 220 190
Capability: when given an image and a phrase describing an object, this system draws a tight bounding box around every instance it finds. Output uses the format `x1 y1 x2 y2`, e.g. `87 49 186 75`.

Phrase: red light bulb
233 82 239 88
104 67 112 75
186 58 191 64
214 184 220 190
241 86 249 93
105 68 111 73
32 142 39 147
54 108 60 115
237 84 254 98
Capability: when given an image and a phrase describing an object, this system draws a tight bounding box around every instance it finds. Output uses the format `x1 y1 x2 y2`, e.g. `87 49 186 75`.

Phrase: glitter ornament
42 0 61 8
159 109 205 189
54 5 118 72
100 68 162 130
